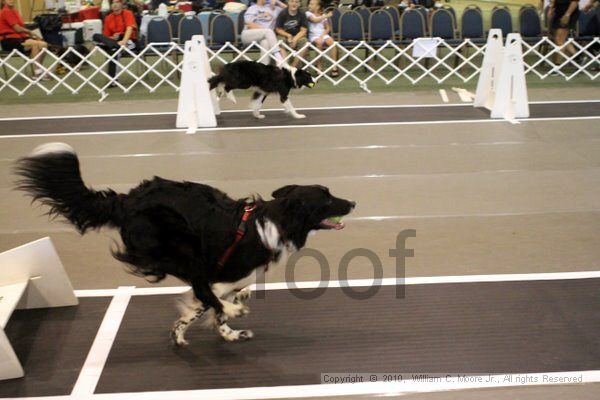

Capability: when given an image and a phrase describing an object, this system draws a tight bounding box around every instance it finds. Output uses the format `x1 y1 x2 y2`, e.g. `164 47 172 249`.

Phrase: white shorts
309 34 332 44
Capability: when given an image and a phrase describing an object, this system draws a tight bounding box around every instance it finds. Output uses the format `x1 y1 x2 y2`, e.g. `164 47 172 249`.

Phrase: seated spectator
93 0 138 84
241 0 285 65
275 0 308 68
0 0 48 80
306 0 338 77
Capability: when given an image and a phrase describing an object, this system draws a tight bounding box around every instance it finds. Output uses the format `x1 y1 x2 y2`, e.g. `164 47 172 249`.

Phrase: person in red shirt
0 0 48 79
93 0 138 82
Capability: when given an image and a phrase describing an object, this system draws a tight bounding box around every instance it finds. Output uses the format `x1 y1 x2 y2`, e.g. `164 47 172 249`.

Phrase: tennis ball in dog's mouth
328 216 343 224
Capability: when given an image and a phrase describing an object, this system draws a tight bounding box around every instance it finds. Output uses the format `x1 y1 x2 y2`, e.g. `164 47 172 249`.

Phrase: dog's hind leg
280 90 305 119
251 91 267 119
171 290 205 346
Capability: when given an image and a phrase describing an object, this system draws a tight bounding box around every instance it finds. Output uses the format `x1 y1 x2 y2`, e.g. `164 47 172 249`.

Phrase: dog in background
208 60 315 119
49 44 90 75
14 143 355 346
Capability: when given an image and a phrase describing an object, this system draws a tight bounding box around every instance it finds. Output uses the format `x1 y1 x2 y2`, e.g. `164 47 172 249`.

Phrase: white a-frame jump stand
474 29 529 120
0 237 78 380
176 35 219 134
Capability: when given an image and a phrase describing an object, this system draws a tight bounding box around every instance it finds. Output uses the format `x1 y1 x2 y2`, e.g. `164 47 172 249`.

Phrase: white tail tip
31 142 75 157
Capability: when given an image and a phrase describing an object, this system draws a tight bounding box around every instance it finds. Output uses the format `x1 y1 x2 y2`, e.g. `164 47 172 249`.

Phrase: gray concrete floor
0 86 599 399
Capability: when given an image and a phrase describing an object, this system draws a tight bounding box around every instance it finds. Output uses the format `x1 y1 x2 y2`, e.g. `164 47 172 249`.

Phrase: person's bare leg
313 38 323 72
554 28 570 64
326 38 338 76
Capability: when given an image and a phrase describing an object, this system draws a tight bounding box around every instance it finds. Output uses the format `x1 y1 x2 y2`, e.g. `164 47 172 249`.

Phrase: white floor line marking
83 370 600 400
439 89 449 102
1 99 599 121
73 271 600 298
71 286 135 397
452 87 474 102
1 116 600 139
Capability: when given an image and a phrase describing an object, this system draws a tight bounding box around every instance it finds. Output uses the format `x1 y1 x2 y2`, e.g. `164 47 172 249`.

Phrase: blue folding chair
144 17 175 77
369 9 395 45
491 6 513 37
168 13 184 41
519 6 542 43
338 11 364 45
146 17 173 49
430 8 458 44
461 5 484 43
210 14 236 50
178 15 203 45
577 10 600 40
400 9 427 43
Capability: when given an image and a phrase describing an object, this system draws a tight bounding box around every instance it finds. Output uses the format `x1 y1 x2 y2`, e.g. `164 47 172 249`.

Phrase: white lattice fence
0 37 598 100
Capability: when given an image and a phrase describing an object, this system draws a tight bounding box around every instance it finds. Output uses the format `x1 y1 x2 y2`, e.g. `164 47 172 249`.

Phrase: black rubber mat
2 102 599 136
0 297 110 397
95 279 600 393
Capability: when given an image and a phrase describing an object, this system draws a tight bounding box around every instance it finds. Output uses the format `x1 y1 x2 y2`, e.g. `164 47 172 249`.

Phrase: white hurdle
176 35 218 134
474 30 530 120
0 237 78 380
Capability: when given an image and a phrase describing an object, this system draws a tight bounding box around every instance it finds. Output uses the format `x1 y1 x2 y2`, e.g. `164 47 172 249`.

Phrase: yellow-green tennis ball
329 216 343 224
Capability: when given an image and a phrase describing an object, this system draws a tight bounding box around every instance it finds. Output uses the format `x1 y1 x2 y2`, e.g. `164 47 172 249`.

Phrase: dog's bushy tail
14 142 123 234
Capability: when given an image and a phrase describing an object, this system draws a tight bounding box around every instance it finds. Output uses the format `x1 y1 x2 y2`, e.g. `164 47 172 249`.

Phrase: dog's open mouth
320 216 345 230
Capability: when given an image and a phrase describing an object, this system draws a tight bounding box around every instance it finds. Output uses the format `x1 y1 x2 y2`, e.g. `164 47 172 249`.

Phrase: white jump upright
474 30 529 120
0 237 78 380
474 29 504 110
490 33 530 119
176 35 218 134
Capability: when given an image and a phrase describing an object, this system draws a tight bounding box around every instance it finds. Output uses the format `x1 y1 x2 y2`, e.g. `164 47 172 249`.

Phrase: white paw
222 301 249 318
291 113 306 119
174 336 189 347
170 326 189 347
253 113 266 119
234 288 251 304
221 329 254 342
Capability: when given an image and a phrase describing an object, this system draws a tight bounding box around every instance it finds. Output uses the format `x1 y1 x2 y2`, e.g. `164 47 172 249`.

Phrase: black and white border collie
14 143 355 346
208 60 315 120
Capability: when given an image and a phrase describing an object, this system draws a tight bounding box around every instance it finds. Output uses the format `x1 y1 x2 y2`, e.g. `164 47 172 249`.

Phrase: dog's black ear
272 185 298 199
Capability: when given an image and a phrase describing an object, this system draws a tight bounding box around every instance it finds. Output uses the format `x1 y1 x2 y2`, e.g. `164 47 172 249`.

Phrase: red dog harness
217 205 257 268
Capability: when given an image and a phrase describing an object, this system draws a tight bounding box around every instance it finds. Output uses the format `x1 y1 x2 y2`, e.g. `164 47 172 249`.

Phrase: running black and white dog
14 143 355 346
208 60 315 119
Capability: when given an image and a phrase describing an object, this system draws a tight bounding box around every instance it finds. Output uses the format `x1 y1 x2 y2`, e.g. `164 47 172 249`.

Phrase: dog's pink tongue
321 219 345 230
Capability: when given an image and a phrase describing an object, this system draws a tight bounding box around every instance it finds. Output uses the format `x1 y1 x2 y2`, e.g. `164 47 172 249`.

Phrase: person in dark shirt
549 0 579 70
275 0 308 68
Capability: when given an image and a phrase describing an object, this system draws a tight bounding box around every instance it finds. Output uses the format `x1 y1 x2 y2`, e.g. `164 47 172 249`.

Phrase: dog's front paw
234 288 251 304
222 301 249 318
221 329 254 342
170 327 189 347
291 113 306 119
238 329 254 340
253 112 266 119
